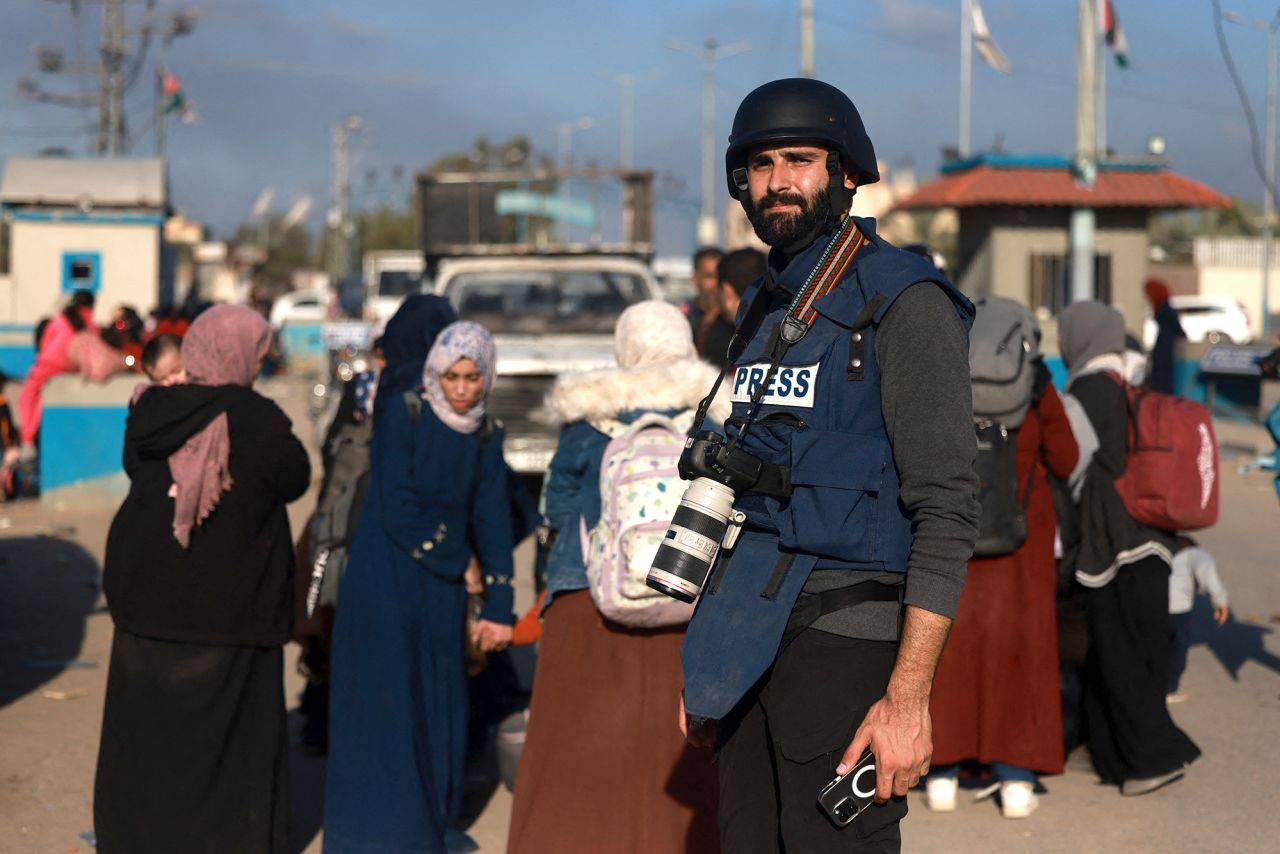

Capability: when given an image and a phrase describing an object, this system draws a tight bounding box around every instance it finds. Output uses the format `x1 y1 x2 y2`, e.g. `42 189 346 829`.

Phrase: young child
1168 535 1230 703
140 334 186 386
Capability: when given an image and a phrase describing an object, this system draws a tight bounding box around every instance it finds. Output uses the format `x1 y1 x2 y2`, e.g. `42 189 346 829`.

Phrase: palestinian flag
162 69 198 123
1101 0 1130 68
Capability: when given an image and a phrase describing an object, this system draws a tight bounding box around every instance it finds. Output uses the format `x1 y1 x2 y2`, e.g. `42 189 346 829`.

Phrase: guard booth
0 157 171 377
1197 344 1279 418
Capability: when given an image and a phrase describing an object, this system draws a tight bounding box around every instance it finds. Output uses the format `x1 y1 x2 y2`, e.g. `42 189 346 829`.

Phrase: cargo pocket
777 716 858 772
778 430 888 562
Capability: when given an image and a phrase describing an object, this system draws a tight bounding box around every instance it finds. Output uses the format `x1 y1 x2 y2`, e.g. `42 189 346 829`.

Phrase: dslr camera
645 431 762 603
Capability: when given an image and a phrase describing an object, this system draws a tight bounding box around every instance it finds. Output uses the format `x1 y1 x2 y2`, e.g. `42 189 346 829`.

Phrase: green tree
356 203 417 252
233 214 315 291
426 135 536 174
1150 196 1261 255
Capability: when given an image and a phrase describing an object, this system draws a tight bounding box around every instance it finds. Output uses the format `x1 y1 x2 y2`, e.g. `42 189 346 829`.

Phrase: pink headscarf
169 305 272 547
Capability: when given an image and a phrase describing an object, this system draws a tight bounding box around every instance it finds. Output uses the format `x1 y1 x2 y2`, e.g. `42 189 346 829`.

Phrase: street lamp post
1225 8 1280 339
668 37 750 247
557 117 594 169
599 71 658 169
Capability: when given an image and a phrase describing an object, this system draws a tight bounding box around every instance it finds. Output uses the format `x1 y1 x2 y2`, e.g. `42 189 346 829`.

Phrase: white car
433 254 662 474
269 288 330 329
1142 295 1253 349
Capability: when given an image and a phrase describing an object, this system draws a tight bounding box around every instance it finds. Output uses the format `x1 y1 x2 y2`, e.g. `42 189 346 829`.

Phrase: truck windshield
378 270 421 297
447 270 649 334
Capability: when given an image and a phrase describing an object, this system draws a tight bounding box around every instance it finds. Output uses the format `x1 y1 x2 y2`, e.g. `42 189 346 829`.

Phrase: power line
0 123 98 138
1212 0 1277 208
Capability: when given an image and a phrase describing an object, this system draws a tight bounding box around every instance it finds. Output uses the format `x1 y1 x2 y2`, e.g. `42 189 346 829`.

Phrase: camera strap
725 217 866 451
688 217 866 442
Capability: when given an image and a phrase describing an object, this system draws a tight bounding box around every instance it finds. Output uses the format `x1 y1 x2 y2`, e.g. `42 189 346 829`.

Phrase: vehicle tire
1207 330 1233 345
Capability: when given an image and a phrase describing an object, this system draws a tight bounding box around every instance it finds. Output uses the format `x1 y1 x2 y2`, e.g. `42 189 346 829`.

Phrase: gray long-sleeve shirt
803 281 980 640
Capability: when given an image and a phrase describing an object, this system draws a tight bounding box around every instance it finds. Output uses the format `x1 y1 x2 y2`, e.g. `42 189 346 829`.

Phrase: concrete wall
955 207 1152 353
39 372 140 496
1197 267 1271 339
1147 261 1199 297
1 219 161 326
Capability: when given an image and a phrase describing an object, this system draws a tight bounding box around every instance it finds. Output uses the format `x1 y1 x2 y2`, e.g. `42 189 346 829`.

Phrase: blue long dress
324 391 515 853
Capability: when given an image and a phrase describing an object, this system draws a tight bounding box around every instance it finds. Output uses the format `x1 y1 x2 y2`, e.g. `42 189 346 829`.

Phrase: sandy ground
1 377 1277 853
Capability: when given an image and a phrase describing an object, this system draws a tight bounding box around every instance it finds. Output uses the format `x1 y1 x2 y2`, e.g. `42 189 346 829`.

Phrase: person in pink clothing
17 290 97 457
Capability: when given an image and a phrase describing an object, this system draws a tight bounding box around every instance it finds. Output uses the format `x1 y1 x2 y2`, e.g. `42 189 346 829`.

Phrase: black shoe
1120 769 1184 796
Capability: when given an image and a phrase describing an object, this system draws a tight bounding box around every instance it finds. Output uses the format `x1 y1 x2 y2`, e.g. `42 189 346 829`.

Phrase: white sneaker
1000 781 1039 819
925 776 958 812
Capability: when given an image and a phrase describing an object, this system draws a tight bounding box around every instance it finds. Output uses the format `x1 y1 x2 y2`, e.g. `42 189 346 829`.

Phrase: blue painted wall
1042 356 1261 419
40 404 128 491
0 325 36 379
278 322 325 365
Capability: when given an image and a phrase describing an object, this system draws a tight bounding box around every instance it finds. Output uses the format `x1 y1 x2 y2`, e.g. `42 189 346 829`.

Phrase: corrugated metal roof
894 164 1230 211
0 157 166 208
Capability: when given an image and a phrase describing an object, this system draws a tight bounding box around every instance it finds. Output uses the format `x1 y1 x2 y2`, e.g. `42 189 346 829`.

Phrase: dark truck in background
417 168 660 475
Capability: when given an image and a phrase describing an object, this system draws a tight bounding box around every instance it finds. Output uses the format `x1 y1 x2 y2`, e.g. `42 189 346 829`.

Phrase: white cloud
870 0 954 37
321 8 390 42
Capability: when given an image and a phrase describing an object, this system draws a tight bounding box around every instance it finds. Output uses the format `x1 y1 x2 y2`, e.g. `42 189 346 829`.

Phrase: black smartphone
817 749 877 827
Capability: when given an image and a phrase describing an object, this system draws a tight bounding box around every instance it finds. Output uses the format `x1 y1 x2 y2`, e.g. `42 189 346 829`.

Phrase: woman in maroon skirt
925 361 1078 819
507 301 723 854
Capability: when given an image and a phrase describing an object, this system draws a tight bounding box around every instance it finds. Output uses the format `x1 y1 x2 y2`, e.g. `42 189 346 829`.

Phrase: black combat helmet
724 78 879 200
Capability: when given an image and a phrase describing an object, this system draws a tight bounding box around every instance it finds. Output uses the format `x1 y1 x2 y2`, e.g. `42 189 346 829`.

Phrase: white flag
970 0 1011 73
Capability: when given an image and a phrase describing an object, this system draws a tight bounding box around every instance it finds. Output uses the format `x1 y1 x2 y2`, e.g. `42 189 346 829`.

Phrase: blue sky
0 0 1273 256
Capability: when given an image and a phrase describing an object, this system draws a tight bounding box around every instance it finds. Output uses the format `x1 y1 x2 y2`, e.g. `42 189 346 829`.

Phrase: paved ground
1 377 1277 852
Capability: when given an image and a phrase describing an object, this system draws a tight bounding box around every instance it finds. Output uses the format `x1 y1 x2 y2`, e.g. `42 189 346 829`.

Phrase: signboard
322 321 372 351
1198 345 1274 377
494 189 596 227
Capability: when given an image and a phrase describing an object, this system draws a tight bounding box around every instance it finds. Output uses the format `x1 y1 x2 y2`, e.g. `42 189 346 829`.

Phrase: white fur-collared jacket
539 357 730 606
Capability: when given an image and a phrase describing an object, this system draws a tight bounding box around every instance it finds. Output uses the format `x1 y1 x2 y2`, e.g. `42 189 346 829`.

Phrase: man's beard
745 187 837 252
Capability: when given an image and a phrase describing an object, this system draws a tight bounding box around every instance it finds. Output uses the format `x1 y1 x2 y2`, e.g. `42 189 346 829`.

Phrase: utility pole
801 0 815 78
1224 9 1280 338
959 0 972 158
668 37 750 247
1070 0 1098 305
154 67 165 156
327 115 363 281
619 75 636 168
600 71 654 169
556 117 593 168
99 0 126 155
1267 18 1276 338
20 3 199 157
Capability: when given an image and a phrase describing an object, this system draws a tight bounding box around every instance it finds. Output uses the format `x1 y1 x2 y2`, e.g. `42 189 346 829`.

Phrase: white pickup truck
432 254 662 474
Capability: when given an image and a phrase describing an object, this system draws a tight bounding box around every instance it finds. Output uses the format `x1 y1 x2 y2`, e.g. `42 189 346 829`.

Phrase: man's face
692 255 721 307
719 281 741 321
743 142 856 248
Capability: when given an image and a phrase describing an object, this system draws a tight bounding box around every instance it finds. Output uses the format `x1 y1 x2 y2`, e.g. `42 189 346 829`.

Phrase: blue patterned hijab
423 321 497 434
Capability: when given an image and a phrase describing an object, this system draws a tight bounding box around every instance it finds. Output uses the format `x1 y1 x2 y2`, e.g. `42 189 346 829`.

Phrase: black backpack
972 417 1035 558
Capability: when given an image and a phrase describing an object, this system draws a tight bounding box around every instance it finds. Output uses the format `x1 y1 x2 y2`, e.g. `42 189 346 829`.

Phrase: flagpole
1097 18 1107 157
1071 0 1098 305
960 0 972 158
155 66 166 157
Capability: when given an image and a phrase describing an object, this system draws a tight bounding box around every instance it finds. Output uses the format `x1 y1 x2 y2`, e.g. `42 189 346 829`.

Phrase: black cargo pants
715 628 905 853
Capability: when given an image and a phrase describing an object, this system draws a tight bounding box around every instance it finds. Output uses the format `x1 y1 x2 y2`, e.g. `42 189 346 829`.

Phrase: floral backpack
580 411 696 628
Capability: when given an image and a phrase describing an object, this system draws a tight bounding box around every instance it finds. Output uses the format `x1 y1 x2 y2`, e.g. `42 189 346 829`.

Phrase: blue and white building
0 157 171 377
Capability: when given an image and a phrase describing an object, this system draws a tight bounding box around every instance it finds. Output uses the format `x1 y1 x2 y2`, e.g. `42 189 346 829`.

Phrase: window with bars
1028 252 1111 314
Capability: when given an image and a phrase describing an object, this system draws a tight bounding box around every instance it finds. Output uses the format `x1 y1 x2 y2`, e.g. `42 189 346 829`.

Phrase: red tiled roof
893 165 1231 210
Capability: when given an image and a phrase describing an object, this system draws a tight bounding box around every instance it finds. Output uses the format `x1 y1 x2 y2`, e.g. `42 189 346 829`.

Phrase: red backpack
1108 375 1219 531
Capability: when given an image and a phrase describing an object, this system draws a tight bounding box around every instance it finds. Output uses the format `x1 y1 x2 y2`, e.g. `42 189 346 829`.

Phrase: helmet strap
826 151 854 216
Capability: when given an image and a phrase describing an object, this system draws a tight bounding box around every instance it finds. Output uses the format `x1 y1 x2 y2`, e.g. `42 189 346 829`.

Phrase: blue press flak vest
680 216 974 721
